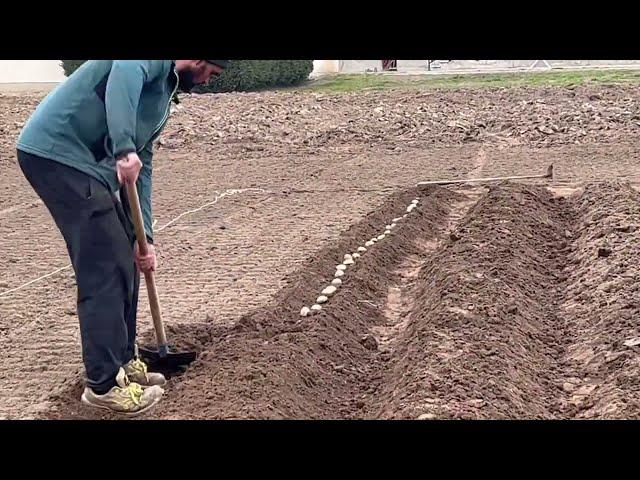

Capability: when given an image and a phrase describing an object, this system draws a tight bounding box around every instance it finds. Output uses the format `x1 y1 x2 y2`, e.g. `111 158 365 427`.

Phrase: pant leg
17 150 137 393
125 269 140 361
114 192 140 363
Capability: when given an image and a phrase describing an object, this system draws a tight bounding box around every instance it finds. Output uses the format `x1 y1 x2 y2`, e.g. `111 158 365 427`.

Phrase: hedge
60 60 87 77
60 60 313 92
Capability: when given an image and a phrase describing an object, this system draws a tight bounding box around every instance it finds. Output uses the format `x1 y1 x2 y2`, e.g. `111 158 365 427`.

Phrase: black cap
205 60 230 69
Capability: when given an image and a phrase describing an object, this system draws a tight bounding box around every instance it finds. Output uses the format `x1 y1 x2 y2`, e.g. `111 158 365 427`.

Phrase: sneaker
81 367 164 416
123 351 167 388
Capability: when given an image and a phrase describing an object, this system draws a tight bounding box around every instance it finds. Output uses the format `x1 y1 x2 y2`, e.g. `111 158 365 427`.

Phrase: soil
43 182 640 419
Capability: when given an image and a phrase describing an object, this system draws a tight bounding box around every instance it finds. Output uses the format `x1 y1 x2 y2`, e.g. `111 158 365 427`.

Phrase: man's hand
134 242 157 274
116 152 142 185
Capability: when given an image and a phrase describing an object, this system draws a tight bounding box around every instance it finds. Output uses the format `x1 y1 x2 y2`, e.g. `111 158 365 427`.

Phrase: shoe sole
80 392 162 418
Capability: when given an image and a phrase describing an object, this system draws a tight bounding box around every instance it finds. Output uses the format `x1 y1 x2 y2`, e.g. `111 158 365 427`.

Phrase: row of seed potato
300 197 420 317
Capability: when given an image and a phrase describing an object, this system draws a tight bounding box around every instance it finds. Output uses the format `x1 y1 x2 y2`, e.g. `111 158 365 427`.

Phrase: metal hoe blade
138 345 197 378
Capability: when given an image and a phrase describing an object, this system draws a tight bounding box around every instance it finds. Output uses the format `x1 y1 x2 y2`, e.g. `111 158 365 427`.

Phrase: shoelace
130 358 150 381
118 383 144 407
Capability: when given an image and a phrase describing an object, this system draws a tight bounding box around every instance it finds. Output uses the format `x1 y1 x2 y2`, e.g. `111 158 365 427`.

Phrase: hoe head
137 344 197 378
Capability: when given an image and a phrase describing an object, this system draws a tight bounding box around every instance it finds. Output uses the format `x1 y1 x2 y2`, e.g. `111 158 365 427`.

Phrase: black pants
17 150 140 394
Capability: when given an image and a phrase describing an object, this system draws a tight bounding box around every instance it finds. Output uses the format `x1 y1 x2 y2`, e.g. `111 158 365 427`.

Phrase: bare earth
0 84 639 419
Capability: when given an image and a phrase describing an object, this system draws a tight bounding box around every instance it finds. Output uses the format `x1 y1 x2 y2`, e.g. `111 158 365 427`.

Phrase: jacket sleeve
137 142 155 243
105 60 162 158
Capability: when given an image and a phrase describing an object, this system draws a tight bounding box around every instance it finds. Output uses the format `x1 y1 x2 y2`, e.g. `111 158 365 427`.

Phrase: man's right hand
116 152 142 185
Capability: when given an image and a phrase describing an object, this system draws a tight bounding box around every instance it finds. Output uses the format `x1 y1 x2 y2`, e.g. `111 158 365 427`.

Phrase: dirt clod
598 247 612 258
360 335 379 351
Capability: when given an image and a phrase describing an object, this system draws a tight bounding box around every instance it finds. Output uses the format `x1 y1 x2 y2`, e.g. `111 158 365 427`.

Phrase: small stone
300 307 311 317
333 364 345 372
357 246 367 252
384 230 391 235
336 264 347 271
385 225 392 229
417 413 436 420
377 234 386 240
344 258 355 265
605 351 627 363
316 295 329 304
371 237 378 243
360 335 378 351
574 384 597 396
598 247 612 258
623 338 640 347
344 254 353 260
403 214 408 218
411 199 419 204
562 382 577 393
334 270 345 278
331 278 342 286
392 217 402 222
365 241 374 247
406 206 414 213
507 304 518 314
390 223 397 228
467 304 475 311
311 304 322 312
615 225 636 233
65 309 76 316
352 253 361 259
322 286 337 296
450 232 461 241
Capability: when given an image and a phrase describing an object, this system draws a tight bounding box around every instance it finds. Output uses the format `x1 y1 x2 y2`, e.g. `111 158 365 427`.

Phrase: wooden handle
124 181 168 348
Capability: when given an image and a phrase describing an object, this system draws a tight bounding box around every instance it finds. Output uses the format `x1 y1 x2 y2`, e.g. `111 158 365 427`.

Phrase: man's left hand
134 242 157 273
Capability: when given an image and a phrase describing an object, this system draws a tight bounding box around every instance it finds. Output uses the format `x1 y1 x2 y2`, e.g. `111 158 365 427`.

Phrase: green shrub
60 60 87 76
60 60 313 92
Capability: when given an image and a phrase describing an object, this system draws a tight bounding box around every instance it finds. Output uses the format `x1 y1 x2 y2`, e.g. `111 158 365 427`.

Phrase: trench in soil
42 181 640 419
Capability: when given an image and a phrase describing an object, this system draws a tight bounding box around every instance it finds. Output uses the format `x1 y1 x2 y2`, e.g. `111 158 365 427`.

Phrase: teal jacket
17 60 179 242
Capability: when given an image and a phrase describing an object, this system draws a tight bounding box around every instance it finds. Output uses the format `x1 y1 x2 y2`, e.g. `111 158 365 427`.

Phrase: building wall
312 60 340 74
338 60 382 73
0 60 66 83
313 60 640 75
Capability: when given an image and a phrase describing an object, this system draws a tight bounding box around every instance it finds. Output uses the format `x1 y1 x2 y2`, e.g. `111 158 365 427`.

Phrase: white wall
313 60 640 76
337 60 382 73
0 60 66 83
312 60 340 75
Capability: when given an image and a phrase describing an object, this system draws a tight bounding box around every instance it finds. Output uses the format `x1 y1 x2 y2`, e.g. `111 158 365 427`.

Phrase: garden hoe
124 180 197 378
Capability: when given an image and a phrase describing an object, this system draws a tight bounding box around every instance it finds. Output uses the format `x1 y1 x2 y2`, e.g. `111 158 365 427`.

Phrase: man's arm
137 142 154 244
105 60 162 158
